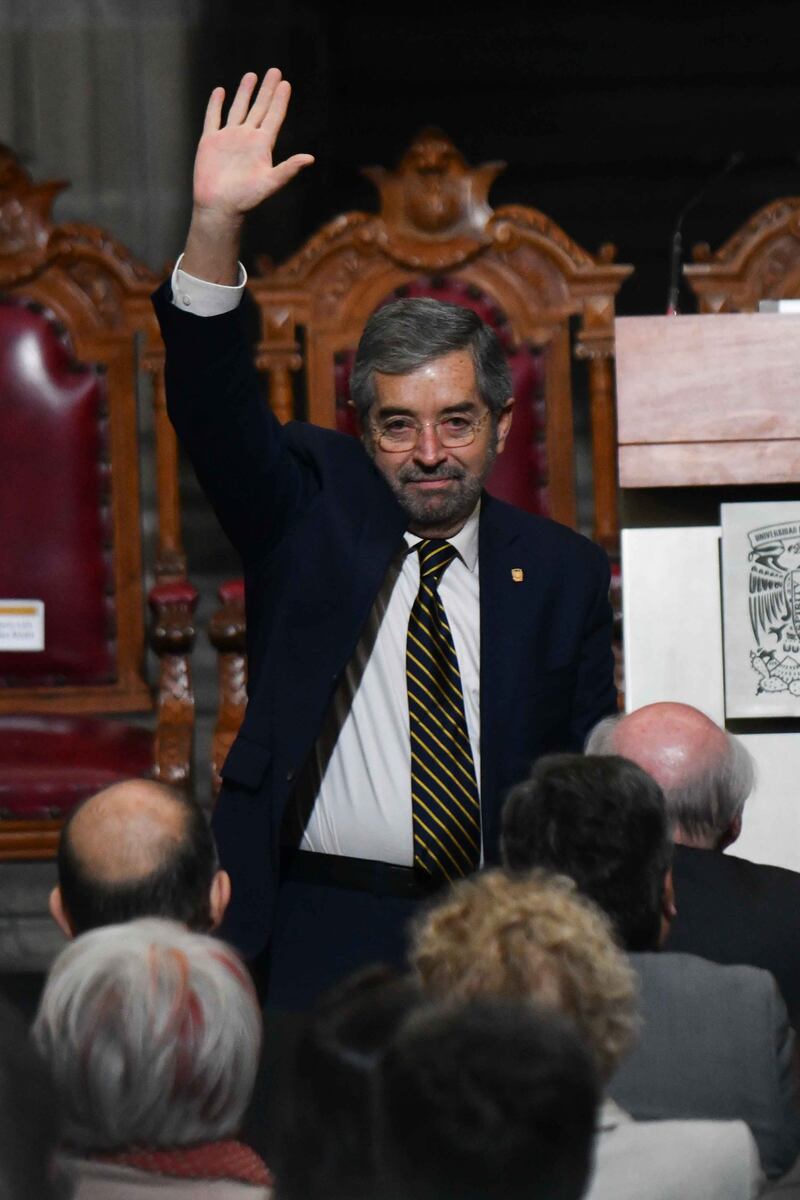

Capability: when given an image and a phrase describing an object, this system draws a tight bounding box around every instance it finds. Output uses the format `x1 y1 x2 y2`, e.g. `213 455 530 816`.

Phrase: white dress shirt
171 261 482 865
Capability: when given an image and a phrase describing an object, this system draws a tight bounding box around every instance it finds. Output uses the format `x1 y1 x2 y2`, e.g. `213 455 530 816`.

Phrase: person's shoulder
723 850 800 894
283 420 383 477
632 949 778 991
283 420 364 456
480 495 608 562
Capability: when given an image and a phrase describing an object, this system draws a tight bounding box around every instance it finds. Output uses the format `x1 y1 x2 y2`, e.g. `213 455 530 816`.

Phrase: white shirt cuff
170 253 248 317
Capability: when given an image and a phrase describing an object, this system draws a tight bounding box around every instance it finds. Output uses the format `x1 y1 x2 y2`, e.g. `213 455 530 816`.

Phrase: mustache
397 464 466 484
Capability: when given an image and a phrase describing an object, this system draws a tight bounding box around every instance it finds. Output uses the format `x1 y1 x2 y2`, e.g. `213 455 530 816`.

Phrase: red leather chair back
0 299 116 686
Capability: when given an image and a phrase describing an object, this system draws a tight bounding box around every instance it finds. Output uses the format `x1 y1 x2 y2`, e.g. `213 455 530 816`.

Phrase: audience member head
377 998 599 1200
32 917 261 1152
501 752 674 951
411 868 639 1081
586 703 755 850
273 965 423 1200
0 995 62 1200
50 779 230 936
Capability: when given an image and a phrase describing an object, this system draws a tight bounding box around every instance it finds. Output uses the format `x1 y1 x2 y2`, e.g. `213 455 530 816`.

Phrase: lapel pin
511 568 524 583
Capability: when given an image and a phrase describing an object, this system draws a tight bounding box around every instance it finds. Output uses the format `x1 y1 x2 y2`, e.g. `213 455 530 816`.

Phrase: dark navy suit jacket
665 844 800 1030
154 283 617 956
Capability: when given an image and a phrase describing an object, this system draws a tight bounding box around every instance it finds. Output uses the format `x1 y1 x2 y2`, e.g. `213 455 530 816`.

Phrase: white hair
32 918 261 1150
585 714 755 843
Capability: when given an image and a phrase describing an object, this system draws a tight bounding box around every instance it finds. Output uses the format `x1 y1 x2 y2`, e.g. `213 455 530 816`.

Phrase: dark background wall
191 0 800 316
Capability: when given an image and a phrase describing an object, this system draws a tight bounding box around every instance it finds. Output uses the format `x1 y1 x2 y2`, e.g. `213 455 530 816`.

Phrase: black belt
279 848 445 900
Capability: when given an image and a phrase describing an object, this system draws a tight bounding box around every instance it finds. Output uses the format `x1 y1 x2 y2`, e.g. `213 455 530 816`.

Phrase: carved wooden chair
0 147 197 859
208 131 632 788
684 199 800 310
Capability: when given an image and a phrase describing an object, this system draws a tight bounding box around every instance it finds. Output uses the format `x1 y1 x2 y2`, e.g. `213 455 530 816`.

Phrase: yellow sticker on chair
0 600 44 650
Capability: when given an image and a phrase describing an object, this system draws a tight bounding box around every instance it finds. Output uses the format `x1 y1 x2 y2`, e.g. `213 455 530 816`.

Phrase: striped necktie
406 538 481 881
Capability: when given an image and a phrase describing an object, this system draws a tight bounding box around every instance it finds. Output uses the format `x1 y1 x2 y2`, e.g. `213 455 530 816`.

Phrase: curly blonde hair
410 869 639 1081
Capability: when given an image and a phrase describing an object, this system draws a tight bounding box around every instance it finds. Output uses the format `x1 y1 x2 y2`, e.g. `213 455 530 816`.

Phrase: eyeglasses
370 411 491 453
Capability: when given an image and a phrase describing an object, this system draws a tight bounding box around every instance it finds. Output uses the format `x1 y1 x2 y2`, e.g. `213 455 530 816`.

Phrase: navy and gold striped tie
406 539 481 882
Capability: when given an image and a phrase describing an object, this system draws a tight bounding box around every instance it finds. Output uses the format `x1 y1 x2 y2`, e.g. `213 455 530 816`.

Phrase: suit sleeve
761 977 800 1179
570 540 617 747
152 280 314 560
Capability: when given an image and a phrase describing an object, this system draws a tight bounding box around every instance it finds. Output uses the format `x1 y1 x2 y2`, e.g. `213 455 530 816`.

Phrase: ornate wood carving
685 197 800 312
149 589 197 786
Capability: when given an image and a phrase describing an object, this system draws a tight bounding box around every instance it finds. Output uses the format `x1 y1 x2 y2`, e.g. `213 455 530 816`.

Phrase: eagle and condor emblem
748 523 800 696
722 503 800 717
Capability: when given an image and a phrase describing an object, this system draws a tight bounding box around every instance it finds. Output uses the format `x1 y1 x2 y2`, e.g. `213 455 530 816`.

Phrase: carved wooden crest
0 145 156 306
0 146 66 281
362 128 505 269
686 197 800 312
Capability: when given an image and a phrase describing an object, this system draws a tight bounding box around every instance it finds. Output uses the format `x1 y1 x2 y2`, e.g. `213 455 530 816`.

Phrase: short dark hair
501 754 672 952
58 788 219 933
377 999 598 1200
349 298 512 421
0 996 61 1200
273 966 424 1200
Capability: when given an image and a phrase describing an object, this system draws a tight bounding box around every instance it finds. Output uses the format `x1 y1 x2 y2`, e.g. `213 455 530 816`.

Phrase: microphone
666 151 745 315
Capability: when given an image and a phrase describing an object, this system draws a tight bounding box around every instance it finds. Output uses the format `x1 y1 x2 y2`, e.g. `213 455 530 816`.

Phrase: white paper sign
721 502 800 717
0 600 45 651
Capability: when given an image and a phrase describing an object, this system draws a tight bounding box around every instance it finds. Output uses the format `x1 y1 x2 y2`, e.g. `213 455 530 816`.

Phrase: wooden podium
614 313 800 488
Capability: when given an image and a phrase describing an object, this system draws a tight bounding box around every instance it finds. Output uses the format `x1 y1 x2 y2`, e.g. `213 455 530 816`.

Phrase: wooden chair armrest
148 582 198 789
208 579 247 799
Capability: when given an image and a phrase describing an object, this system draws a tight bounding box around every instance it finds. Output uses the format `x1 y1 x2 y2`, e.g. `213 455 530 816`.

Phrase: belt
279 848 445 900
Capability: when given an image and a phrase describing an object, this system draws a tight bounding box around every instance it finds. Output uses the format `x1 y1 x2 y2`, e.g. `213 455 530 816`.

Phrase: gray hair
32 918 261 1151
586 714 755 843
350 298 513 421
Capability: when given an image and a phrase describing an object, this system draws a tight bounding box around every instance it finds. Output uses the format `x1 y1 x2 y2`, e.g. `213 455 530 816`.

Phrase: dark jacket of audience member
500 752 800 1178
0 995 65 1200
271 966 423 1200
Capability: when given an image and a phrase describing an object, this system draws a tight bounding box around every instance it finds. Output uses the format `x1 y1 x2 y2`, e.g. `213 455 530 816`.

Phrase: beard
387 438 497 533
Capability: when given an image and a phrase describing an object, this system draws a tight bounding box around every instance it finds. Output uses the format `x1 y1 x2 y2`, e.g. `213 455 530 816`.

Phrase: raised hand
193 69 314 219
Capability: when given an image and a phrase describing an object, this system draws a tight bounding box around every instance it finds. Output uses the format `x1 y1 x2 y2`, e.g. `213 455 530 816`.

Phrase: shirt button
182 294 192 306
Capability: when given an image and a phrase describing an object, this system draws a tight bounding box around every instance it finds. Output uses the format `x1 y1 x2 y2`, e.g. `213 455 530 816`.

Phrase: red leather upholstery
0 716 153 818
333 276 548 515
148 581 199 607
0 300 116 686
218 579 245 605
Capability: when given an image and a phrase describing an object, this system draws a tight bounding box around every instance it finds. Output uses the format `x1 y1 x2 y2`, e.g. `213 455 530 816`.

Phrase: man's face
367 348 513 537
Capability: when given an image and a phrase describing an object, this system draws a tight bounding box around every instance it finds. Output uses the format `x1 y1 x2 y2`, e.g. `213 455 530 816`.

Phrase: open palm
193 69 314 218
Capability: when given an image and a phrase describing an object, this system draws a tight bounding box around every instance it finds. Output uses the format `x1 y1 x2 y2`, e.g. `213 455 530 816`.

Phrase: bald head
67 780 190 883
611 704 728 794
52 780 229 937
586 704 754 849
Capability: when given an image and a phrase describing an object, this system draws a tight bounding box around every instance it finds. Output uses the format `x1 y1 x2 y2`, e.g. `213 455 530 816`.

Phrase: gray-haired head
349 298 513 424
586 704 755 849
32 918 261 1151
